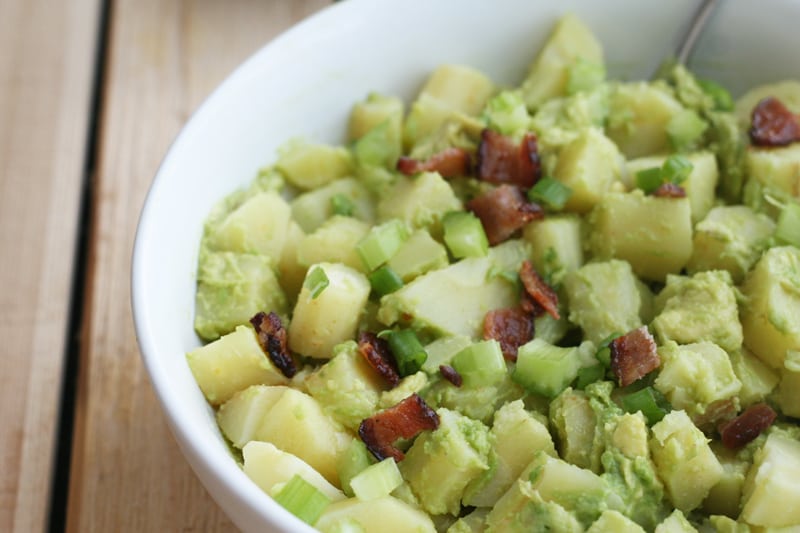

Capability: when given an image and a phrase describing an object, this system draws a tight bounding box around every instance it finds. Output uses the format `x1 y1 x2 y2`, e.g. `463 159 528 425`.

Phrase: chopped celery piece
273 474 331 525
368 265 404 296
330 193 356 217
528 177 573 210
776 202 800 247
698 78 733 111
635 167 664 194
512 339 583 398
452 339 507 387
621 386 670 425
385 329 427 376
356 219 409 271
575 364 605 389
667 109 707 152
304 266 329 299
349 458 403 501
443 211 489 259
566 57 605 95
337 440 374 497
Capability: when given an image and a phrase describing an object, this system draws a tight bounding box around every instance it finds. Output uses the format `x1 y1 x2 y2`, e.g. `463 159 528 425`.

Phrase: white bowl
132 0 800 531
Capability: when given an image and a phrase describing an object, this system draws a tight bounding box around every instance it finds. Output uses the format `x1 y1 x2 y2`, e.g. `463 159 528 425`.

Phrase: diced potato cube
387 229 448 283
253 387 351 486
654 509 698 533
242 440 345 503
217 384 288 447
288 263 370 359
554 127 623 214
587 510 646 533
348 92 404 142
606 82 685 158
563 259 649 344
729 348 780 407
276 139 353 190
210 191 291 259
277 221 307 301
523 214 584 286
186 326 289 405
315 496 436 533
588 190 692 281
702 444 749 519
377 172 462 235
650 410 723 512
290 177 376 234
740 432 800 527
741 246 800 368
734 80 800 130
297 216 370 272
744 142 800 211
687 205 775 283
654 341 741 424
651 270 743 354
549 388 599 471
778 364 800 418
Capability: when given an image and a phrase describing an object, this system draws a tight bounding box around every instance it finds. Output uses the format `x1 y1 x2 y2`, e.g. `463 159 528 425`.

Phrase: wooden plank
66 1 330 531
0 1 102 531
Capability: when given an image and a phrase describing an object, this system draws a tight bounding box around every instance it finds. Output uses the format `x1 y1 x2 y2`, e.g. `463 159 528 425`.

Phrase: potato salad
186 13 800 532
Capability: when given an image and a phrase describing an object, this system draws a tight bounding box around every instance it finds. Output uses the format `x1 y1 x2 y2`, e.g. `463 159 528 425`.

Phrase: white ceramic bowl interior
132 0 800 531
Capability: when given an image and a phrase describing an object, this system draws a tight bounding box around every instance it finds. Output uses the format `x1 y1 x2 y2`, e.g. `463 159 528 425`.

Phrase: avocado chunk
687 205 775 284
651 270 743 354
740 432 800 527
650 410 724 512
377 256 517 339
563 259 650 344
520 13 603 110
588 190 693 282
399 408 492 516
740 246 800 369
530 84 610 157
194 250 288 341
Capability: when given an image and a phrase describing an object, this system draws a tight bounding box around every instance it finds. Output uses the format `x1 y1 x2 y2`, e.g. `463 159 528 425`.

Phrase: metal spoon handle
676 0 720 64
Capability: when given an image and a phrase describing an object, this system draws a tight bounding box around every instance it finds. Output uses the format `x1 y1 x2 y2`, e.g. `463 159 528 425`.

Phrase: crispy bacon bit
439 365 463 387
693 398 738 433
396 147 471 178
358 332 400 388
719 403 777 449
609 326 660 387
483 308 534 361
250 311 297 378
467 185 544 245
519 260 559 320
652 182 687 198
358 393 440 461
749 97 800 147
477 129 541 188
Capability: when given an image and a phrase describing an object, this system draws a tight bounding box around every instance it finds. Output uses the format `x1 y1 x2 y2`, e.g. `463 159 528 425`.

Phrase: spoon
675 0 720 66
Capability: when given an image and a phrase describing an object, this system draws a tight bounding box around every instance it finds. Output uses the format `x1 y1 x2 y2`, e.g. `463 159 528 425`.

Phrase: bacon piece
749 97 800 147
439 365 463 387
519 260 559 320
719 403 777 449
652 182 686 198
358 393 440 461
483 307 534 361
609 326 660 387
693 398 738 433
467 184 544 245
396 147 471 178
476 129 541 188
358 332 400 388
250 311 297 378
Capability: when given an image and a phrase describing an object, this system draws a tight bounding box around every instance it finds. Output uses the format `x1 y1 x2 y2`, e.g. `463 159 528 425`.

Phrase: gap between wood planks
47 1 111 531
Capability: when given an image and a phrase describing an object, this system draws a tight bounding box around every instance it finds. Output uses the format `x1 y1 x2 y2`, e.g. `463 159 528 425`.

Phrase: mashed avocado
185 13 800 533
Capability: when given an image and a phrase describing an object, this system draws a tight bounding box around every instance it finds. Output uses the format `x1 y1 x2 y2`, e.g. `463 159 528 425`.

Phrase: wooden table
1 1 331 531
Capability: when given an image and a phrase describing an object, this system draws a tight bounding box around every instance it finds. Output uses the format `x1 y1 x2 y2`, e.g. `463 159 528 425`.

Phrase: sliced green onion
698 78 734 111
272 474 331 525
528 177 573 210
451 339 507 387
512 338 582 398
349 458 403 501
337 439 374 497
575 364 606 390
595 332 620 368
368 265 404 296
661 154 694 185
635 167 663 194
566 57 606 95
442 211 489 259
385 329 427 376
621 386 670 425
356 219 409 271
330 193 355 216
304 266 329 299
775 202 800 247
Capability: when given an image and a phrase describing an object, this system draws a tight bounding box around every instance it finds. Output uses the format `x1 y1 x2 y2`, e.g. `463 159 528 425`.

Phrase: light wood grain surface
0 1 329 531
